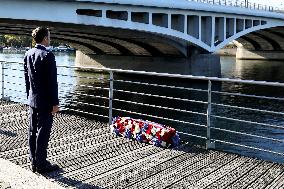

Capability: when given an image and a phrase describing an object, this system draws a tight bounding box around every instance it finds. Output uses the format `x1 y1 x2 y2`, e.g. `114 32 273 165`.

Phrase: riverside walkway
0 102 283 189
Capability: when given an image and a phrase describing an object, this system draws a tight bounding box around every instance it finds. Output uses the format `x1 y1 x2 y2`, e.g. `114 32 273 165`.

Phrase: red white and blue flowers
110 117 180 148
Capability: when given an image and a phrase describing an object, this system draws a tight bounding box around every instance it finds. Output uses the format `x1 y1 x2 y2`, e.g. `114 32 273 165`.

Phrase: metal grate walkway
0 102 283 189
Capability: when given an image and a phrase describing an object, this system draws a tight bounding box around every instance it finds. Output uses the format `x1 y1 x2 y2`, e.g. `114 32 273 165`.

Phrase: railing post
109 71 114 125
1 62 4 100
1 62 10 101
206 80 215 149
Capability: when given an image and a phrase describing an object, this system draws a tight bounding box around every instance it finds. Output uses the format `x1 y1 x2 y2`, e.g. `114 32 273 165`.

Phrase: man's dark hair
32 27 49 43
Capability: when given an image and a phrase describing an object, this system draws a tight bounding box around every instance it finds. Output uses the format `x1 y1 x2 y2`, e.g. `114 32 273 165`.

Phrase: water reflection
221 56 284 82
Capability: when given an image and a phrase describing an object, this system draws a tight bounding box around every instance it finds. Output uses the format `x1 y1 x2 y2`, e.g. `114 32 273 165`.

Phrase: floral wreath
110 116 180 148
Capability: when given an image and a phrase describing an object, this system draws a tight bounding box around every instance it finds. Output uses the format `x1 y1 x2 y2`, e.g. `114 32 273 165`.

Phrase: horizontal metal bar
55 65 284 87
212 115 284 130
62 107 108 118
113 89 207 104
115 79 207 93
8 94 67 105
5 81 24 86
0 61 23 64
212 90 284 101
212 103 284 116
3 74 24 79
115 98 207 116
3 88 25 94
58 82 109 90
176 131 207 140
6 96 27 102
112 107 207 128
214 139 284 156
3 68 24 72
3 89 108 102
57 73 107 81
58 90 109 100
2 61 284 87
66 100 109 109
212 127 284 143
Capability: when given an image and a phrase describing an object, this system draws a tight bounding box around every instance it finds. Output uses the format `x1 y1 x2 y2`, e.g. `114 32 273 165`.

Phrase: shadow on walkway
43 168 105 189
0 129 17 137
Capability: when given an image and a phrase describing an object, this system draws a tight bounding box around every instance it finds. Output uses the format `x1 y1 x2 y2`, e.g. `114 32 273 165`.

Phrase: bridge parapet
192 0 279 13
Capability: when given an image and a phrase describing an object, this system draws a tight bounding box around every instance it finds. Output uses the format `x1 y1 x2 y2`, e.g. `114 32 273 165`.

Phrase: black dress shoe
36 162 60 173
30 164 36 173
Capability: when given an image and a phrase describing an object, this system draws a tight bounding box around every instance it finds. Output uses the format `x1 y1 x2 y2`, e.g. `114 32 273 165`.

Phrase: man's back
24 44 59 111
25 27 60 173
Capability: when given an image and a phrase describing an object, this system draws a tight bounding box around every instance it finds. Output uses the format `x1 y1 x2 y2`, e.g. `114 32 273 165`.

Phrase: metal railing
0 60 283 163
190 0 283 13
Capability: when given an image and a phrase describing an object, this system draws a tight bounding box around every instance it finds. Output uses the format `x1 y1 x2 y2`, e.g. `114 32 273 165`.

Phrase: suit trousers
28 107 53 168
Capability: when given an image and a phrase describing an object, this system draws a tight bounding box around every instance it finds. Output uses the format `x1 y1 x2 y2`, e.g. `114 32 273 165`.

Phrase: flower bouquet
110 117 180 148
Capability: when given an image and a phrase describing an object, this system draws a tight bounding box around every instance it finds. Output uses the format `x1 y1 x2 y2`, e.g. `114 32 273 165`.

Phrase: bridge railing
0 60 283 163
191 0 280 13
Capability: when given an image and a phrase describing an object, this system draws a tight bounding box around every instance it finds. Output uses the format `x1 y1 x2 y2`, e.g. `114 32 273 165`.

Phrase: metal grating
0 102 283 189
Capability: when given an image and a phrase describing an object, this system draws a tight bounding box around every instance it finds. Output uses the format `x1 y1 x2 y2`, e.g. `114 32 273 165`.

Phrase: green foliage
0 34 62 47
0 34 31 47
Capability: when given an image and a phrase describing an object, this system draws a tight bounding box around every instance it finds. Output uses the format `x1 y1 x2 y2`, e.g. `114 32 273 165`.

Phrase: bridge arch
0 21 186 57
216 24 284 51
1 0 284 57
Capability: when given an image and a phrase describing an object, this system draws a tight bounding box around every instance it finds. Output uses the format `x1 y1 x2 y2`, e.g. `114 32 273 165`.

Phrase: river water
0 51 283 163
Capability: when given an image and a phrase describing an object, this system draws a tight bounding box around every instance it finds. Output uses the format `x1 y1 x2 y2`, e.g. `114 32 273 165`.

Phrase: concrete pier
75 50 221 77
236 48 284 60
216 48 284 60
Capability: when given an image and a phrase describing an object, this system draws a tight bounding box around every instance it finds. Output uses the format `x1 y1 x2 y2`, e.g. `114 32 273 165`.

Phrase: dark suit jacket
24 44 59 111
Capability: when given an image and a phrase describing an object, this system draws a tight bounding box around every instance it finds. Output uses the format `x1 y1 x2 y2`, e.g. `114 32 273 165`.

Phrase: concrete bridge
1 0 284 74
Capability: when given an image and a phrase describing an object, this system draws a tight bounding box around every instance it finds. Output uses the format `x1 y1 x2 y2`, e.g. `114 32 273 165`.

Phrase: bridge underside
233 27 284 60
0 19 190 58
2 19 284 61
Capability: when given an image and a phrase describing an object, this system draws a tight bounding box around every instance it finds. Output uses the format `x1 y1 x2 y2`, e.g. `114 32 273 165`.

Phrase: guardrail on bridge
191 0 283 13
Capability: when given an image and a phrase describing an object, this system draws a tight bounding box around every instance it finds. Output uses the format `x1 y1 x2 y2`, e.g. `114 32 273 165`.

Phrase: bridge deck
0 102 283 189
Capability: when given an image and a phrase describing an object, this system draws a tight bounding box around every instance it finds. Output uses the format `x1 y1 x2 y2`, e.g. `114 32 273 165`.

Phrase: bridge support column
189 54 221 77
75 50 221 77
236 48 284 60
75 51 106 69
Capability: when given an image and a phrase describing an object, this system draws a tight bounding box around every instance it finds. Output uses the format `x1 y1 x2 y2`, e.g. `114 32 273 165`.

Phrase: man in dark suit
24 27 60 173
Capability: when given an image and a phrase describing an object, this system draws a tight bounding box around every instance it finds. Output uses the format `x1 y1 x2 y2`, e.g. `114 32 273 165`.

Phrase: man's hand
51 105 60 115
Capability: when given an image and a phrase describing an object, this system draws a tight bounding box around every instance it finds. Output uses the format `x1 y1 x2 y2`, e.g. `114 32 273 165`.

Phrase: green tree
0 34 31 47
0 34 69 48
0 35 7 47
